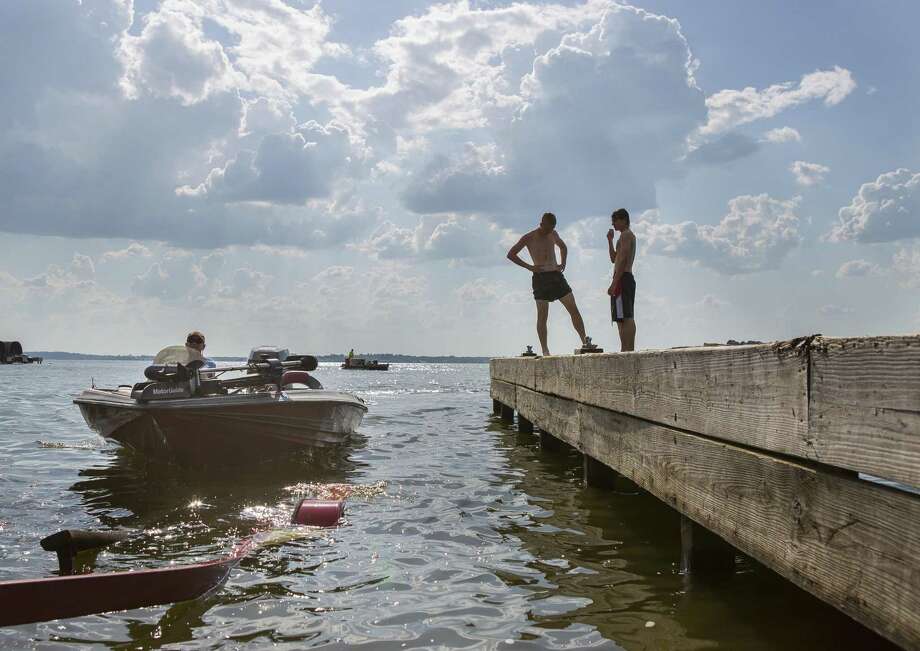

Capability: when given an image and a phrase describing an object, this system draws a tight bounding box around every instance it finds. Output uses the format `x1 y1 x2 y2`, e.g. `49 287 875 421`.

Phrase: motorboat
73 347 366 464
341 357 389 371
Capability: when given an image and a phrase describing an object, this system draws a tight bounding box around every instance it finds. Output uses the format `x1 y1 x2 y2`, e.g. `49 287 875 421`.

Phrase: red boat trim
0 538 254 628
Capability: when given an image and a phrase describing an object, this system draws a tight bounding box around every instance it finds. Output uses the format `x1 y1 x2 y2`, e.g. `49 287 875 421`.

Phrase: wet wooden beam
492 335 920 489
810 336 920 487
496 379 920 650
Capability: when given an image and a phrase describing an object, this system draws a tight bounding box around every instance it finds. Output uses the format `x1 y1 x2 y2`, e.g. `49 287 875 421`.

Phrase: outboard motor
248 346 289 364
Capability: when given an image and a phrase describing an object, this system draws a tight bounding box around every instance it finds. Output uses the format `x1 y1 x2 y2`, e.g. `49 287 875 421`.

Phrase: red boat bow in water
0 499 344 627
0 539 254 628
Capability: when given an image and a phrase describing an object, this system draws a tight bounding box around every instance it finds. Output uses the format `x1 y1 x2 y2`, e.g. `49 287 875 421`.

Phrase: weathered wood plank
491 357 535 389
514 384 578 445
810 335 920 488
534 355 575 397
566 340 811 458
489 379 516 410
510 384 920 650
497 339 811 465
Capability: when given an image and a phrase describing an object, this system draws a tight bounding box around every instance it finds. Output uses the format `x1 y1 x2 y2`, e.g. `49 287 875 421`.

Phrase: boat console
130 350 322 402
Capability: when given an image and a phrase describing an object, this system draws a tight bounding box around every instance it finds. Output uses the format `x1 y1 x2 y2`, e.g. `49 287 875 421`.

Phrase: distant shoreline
25 351 490 364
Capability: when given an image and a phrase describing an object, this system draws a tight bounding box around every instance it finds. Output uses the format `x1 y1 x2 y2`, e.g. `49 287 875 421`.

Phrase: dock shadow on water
487 418 900 651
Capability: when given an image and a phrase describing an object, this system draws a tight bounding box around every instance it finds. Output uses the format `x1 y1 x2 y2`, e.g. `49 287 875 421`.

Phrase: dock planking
491 335 920 650
810 336 920 489
492 335 920 488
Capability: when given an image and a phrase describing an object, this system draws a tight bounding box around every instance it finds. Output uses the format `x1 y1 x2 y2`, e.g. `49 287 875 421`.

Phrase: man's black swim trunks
611 272 636 322
532 270 572 302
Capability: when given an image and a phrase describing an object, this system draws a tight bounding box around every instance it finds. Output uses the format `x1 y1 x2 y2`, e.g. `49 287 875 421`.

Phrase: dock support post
539 431 565 452
517 413 534 434
583 454 619 489
680 515 735 575
500 404 515 424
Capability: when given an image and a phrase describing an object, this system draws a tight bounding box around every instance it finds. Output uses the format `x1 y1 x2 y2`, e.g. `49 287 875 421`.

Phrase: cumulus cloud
790 160 830 186
835 259 881 278
761 126 802 143
700 66 855 138
401 143 508 214
354 0 608 134
685 132 760 166
0 255 122 324
640 194 801 274
180 122 355 204
240 97 296 136
400 3 706 224
828 168 920 242
0 0 372 250
119 1 236 105
100 242 154 262
210 0 346 97
455 278 502 304
302 262 431 326
130 249 272 303
359 214 513 263
215 267 273 298
26 254 97 290
0 0 862 268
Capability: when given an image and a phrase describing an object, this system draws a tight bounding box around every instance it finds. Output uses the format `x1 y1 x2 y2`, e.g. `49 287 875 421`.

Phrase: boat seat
281 370 322 390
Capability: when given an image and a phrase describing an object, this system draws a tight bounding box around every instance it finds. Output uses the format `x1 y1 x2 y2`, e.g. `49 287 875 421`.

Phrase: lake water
0 361 896 649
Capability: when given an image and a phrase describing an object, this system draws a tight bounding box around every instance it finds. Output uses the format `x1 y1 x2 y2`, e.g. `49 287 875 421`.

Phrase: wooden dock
490 335 920 650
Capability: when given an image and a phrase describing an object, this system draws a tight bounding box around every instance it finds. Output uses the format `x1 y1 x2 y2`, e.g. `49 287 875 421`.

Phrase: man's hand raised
607 228 616 241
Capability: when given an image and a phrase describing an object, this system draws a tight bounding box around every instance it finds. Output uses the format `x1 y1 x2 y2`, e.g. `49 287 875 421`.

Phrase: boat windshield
153 345 204 366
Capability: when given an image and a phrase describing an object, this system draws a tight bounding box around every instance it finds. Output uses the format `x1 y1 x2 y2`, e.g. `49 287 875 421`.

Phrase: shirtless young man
507 212 589 356
607 208 637 352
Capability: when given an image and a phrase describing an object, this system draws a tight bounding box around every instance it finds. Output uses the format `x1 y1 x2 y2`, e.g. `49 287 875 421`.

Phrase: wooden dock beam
490 335 920 650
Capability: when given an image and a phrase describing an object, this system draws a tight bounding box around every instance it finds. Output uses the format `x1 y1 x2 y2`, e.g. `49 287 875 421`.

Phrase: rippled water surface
0 361 897 649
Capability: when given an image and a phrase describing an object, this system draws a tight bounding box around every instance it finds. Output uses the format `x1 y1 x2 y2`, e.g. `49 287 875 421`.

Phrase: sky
1 0 918 357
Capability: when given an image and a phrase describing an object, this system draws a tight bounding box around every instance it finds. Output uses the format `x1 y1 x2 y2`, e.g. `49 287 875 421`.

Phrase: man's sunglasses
187 337 204 345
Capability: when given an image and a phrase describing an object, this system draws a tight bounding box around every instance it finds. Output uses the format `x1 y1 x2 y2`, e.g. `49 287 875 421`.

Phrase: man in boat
607 209 637 351
185 331 217 369
507 212 590 356
348 348 355 360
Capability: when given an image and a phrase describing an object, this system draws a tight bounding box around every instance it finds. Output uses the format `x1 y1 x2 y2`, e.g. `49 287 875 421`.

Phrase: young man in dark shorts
607 208 637 351
507 212 590 356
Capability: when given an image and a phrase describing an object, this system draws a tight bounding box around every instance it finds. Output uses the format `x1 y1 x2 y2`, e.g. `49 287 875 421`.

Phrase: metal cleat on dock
575 336 603 355
521 345 537 357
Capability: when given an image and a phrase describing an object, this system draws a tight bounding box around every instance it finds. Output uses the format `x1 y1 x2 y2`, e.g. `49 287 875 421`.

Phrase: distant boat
0 340 42 364
341 357 389 371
